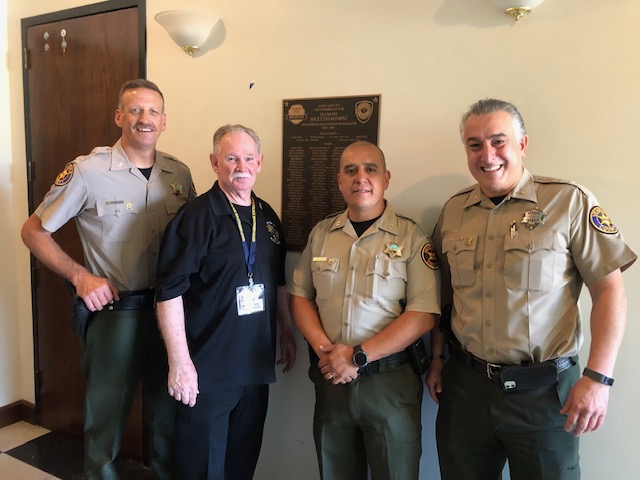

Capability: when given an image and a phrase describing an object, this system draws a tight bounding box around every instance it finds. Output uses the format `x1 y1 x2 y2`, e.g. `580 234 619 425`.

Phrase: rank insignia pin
384 243 403 258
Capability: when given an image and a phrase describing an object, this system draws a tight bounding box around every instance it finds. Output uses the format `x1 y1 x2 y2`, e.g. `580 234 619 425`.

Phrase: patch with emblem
590 206 618 234
384 243 403 258
54 163 74 186
170 182 184 196
421 243 439 270
266 221 281 244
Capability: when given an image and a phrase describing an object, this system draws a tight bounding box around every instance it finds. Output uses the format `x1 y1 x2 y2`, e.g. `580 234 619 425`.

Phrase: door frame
21 0 146 414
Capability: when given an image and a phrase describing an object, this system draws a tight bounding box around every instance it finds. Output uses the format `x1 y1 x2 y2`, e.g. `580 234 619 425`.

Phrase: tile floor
0 421 155 479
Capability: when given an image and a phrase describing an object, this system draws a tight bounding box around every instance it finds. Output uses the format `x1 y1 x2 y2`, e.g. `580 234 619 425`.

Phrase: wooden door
22 0 146 460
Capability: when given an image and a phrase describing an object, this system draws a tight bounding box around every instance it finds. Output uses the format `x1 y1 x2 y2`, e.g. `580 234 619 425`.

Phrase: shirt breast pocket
442 234 477 288
165 195 185 216
96 200 138 242
365 257 407 307
503 232 558 291
311 258 340 304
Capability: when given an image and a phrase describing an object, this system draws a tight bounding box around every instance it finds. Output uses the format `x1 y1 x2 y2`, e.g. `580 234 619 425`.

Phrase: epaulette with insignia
324 211 342 219
533 176 595 199
451 184 476 197
395 213 418 225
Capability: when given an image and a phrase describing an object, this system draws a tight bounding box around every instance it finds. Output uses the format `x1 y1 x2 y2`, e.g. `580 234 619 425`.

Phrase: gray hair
460 98 526 140
213 124 261 155
117 79 164 111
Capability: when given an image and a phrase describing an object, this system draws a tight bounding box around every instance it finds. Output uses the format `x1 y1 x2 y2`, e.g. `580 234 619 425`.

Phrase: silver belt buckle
486 362 501 380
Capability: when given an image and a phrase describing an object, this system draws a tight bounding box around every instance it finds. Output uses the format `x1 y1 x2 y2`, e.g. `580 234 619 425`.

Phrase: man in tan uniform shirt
21 79 195 480
427 99 636 480
289 141 440 480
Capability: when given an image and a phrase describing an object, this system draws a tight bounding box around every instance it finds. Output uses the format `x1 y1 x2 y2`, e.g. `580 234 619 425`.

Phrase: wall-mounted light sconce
155 10 218 57
492 0 545 21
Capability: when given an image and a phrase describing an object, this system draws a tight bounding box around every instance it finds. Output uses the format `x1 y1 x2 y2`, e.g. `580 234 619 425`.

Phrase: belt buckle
486 362 501 380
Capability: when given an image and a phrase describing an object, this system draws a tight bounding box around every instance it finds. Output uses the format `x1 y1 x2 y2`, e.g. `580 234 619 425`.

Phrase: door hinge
23 48 31 70
27 160 33 183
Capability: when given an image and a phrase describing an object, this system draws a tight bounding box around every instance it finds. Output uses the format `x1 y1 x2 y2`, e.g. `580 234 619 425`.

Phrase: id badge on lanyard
230 199 265 316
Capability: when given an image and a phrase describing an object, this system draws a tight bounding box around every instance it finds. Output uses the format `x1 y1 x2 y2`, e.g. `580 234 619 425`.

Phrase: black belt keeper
448 339 576 391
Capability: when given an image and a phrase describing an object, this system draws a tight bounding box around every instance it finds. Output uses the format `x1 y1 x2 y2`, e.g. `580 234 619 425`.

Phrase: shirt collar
463 168 537 209
329 201 399 235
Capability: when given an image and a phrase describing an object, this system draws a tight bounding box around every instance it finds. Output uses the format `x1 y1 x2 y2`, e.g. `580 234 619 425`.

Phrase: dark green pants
436 355 580 480
310 362 423 480
81 308 175 480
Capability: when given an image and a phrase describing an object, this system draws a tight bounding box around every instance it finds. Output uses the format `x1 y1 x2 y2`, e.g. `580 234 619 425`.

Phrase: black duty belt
449 339 575 386
105 289 155 311
358 351 409 376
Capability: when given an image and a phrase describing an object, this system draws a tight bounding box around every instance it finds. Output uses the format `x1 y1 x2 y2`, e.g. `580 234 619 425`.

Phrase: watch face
354 351 368 367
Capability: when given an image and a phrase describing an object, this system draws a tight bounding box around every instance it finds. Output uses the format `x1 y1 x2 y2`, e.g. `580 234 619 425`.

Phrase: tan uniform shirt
35 139 196 291
433 169 637 364
289 203 441 346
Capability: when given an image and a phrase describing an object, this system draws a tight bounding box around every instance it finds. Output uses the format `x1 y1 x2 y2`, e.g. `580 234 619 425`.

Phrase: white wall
4 1 640 478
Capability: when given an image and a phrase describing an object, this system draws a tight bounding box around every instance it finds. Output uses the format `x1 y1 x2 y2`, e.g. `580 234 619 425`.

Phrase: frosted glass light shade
155 10 218 56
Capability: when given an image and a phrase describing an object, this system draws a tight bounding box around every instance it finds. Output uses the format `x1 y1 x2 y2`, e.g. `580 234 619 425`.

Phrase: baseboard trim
0 400 36 428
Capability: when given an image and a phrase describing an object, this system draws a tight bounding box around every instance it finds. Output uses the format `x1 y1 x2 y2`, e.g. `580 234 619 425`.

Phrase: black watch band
582 367 614 386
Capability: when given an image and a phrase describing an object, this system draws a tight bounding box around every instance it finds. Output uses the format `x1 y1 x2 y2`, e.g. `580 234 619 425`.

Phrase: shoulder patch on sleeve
421 242 440 270
54 163 74 186
590 206 619 234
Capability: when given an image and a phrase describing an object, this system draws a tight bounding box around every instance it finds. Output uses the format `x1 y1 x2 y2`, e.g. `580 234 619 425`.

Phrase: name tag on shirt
236 283 265 316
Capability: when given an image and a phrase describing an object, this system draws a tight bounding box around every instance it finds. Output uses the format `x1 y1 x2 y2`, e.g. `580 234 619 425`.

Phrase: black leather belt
106 289 155 311
358 351 409 375
449 340 575 385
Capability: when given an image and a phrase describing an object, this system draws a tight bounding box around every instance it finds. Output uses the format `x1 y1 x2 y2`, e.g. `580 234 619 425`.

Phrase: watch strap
582 367 614 386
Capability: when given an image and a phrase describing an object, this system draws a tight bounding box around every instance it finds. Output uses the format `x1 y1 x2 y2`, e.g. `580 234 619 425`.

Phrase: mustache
133 122 156 130
231 172 251 179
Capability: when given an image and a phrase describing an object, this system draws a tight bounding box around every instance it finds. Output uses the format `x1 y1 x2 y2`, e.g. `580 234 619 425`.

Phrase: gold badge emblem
54 163 74 186
170 182 184 196
355 101 374 124
384 243 403 258
266 221 281 244
590 206 619 234
421 243 439 270
521 208 546 230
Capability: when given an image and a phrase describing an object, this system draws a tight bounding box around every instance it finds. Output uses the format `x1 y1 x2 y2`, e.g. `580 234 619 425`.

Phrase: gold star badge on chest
384 242 403 258
170 182 184 196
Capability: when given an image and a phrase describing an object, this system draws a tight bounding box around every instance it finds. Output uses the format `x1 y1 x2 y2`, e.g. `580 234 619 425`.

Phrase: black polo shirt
156 181 286 391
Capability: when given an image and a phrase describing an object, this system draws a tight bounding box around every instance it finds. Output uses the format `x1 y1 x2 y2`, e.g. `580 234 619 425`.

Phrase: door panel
24 2 145 460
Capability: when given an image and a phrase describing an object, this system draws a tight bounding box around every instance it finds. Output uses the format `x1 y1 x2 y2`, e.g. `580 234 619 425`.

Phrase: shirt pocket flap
312 257 340 273
96 200 138 217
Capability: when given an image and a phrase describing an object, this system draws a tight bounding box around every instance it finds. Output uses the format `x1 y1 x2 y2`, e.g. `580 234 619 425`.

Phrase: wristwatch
352 344 369 368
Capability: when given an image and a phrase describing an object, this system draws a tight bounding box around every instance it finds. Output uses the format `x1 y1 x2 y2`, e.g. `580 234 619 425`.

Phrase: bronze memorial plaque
282 95 381 250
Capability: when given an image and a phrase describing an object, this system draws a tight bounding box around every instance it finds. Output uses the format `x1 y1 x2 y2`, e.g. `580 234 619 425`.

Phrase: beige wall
4 1 640 478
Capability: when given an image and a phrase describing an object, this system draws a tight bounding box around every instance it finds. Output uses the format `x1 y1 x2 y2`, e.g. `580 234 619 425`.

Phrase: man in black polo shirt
155 124 297 479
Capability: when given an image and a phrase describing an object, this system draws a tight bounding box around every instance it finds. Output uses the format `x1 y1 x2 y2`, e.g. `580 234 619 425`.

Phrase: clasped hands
318 343 359 385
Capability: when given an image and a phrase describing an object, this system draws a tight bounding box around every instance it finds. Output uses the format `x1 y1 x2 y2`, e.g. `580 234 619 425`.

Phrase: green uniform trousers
81 307 175 480
310 361 423 480
436 354 580 480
